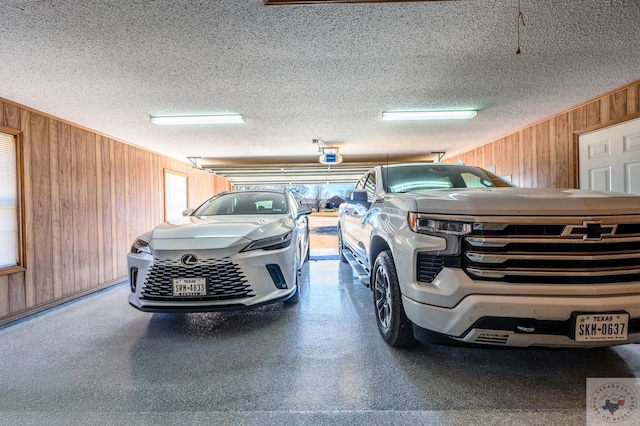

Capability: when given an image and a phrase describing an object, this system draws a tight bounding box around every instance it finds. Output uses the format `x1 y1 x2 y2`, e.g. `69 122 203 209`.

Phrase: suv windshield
381 164 513 193
193 192 289 216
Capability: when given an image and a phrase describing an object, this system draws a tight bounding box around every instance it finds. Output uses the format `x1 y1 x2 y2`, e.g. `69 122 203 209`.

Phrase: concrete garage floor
2 218 640 425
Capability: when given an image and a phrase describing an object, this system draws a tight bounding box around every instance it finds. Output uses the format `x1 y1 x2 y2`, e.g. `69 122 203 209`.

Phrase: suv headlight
241 232 292 252
408 213 473 236
130 237 151 255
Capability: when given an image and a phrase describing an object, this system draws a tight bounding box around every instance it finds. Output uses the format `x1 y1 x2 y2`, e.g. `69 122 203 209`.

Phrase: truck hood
405 188 640 216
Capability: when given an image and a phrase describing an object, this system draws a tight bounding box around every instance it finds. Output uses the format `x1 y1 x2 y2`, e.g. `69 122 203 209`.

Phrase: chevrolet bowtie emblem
562 221 617 241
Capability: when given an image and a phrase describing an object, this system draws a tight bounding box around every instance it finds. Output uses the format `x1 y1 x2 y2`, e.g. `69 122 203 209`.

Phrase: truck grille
461 216 640 284
141 257 254 301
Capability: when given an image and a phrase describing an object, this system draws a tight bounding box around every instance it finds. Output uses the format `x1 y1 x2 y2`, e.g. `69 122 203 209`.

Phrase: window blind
0 132 17 269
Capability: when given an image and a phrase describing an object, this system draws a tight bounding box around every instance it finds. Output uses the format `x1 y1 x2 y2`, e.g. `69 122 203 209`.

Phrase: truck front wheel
372 251 417 347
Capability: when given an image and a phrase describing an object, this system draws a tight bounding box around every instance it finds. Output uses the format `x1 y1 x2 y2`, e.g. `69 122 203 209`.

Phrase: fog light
266 264 287 289
129 267 138 292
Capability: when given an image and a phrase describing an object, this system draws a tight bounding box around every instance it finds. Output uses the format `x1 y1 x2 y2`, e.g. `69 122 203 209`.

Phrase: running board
343 250 370 287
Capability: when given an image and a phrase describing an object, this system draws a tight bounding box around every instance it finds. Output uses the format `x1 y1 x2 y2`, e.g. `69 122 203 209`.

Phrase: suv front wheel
372 250 417 347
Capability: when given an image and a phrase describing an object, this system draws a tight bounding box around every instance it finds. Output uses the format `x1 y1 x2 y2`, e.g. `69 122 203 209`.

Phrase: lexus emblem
562 221 617 241
180 254 199 266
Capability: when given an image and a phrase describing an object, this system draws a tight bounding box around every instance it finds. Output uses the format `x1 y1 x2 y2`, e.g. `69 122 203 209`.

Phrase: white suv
338 163 640 348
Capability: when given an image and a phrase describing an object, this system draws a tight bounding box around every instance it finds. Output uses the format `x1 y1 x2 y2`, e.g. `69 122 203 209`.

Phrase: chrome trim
467 267 640 279
414 214 640 225
466 252 640 264
467 236 640 246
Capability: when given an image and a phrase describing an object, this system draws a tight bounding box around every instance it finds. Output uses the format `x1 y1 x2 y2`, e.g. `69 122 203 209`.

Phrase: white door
579 117 640 195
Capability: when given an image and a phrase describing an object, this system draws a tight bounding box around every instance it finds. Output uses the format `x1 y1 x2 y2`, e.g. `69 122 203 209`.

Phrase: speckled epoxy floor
2 255 640 425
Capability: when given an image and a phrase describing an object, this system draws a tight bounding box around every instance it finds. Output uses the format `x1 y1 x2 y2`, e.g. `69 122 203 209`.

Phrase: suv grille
462 216 640 284
141 257 254 301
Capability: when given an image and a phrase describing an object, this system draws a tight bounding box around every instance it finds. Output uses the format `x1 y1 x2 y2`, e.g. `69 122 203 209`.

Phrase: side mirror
182 208 195 216
347 189 370 209
349 189 368 203
297 205 313 217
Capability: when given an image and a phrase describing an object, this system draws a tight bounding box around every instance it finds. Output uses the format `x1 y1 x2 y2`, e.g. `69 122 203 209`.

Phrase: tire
304 222 310 261
338 227 347 263
284 250 302 305
372 250 417 347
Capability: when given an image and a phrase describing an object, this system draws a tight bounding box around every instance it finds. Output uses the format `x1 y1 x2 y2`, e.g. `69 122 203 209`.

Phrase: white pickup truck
337 163 640 348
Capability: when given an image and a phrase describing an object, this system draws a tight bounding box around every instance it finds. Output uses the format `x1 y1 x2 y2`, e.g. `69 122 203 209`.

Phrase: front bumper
403 292 640 348
127 242 298 313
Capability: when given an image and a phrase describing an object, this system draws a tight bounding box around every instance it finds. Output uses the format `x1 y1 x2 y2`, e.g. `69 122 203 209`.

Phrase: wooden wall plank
114 142 128 277
600 95 611 124
71 127 90 292
0 276 9 317
535 121 550 188
49 119 62 299
610 90 627 120
98 136 113 283
631 85 640 114
95 135 105 284
85 130 98 289
58 123 75 297
8 272 26 313
20 109 34 308
586 100 600 128
3 103 20 128
109 138 118 280
30 113 54 305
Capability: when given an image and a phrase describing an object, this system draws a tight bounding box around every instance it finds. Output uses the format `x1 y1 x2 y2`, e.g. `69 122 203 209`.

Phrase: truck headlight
408 213 473 236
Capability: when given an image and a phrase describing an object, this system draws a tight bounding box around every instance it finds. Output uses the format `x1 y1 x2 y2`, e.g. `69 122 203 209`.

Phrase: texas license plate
574 313 629 342
172 278 207 296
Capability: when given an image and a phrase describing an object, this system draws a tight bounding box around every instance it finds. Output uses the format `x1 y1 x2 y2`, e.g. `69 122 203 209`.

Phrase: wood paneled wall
0 98 231 326
445 80 640 188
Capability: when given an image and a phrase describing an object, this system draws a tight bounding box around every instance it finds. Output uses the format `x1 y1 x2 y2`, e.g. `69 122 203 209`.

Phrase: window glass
364 172 377 202
382 164 513 193
194 192 288 215
0 132 18 270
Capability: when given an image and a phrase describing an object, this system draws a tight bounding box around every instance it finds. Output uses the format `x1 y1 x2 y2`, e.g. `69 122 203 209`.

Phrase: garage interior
1 0 640 424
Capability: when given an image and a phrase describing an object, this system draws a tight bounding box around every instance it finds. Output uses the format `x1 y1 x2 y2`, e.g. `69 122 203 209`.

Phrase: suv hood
151 215 293 241
406 188 640 216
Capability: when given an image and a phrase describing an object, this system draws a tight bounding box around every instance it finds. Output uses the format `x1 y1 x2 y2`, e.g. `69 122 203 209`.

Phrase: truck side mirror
346 189 370 209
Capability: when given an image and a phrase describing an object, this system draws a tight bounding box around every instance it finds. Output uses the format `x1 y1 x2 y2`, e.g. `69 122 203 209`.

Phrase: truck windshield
381 164 514 193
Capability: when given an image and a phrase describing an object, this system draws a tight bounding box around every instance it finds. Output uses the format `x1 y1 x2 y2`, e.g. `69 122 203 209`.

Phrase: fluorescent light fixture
382 110 477 121
150 114 244 125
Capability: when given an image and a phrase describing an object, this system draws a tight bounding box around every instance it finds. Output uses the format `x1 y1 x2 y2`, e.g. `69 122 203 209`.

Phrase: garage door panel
588 139 610 159
590 166 611 191
624 133 640 153
626 162 640 195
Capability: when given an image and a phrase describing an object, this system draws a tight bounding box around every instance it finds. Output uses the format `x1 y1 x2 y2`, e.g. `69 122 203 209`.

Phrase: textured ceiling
1 0 639 183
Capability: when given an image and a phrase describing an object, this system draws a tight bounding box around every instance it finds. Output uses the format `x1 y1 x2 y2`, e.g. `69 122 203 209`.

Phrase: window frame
0 126 26 275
